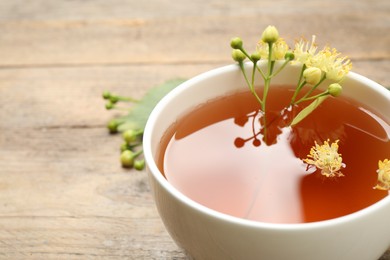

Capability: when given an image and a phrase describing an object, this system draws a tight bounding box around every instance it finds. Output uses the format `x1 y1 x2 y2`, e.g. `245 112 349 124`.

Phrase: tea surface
158 86 390 223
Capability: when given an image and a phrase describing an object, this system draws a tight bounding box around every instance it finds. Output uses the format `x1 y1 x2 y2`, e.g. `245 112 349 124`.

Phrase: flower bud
303 67 322 85
102 91 111 99
123 129 138 143
105 101 114 110
120 150 135 168
107 119 119 133
109 96 119 104
261 25 279 43
120 142 129 152
284 51 295 61
134 159 145 171
230 37 243 49
231 49 246 62
328 83 342 97
250 52 261 62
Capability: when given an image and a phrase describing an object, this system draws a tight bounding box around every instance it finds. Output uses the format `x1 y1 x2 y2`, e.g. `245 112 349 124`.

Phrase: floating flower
304 139 345 177
293 35 318 65
374 159 390 190
257 38 289 60
308 46 352 82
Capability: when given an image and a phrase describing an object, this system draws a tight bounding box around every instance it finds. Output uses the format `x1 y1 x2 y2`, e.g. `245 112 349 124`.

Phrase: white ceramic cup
143 62 390 260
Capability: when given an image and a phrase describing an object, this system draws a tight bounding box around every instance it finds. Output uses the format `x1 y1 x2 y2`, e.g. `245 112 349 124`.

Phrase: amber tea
157 85 390 224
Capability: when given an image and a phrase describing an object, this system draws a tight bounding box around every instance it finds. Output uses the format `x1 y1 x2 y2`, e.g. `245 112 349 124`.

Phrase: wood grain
0 0 389 259
0 0 389 67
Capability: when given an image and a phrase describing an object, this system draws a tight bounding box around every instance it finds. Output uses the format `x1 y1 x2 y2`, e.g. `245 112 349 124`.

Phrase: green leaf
290 95 328 126
117 78 186 132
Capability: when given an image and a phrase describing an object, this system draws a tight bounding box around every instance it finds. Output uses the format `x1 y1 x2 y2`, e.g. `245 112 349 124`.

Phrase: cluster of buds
103 91 145 170
230 26 389 189
103 91 139 112
230 25 351 114
120 129 145 170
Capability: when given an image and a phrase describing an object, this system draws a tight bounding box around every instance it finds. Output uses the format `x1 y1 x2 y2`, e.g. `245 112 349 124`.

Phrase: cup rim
143 63 390 231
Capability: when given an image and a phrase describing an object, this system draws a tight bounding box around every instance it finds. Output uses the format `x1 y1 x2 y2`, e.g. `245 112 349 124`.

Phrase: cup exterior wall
144 62 390 260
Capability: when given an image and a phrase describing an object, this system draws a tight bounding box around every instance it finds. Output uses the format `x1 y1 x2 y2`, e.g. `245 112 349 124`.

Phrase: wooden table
0 0 389 259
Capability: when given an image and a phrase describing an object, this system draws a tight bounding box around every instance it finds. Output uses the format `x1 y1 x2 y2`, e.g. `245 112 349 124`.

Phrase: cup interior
144 62 390 227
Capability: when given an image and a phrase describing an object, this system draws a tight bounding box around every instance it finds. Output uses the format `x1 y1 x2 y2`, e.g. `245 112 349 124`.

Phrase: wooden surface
0 0 389 259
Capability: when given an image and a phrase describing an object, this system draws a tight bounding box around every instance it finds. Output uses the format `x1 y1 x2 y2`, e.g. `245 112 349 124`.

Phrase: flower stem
238 47 252 61
295 90 329 105
111 106 133 111
290 65 307 104
296 73 327 102
262 42 274 113
270 59 290 78
133 149 144 158
291 80 307 104
116 96 140 103
255 64 267 81
239 62 263 106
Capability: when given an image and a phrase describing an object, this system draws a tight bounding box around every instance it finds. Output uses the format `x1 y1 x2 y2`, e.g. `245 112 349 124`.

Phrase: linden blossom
230 25 389 185
292 35 318 65
304 140 345 178
257 38 289 61
374 159 390 190
230 25 352 126
102 25 390 188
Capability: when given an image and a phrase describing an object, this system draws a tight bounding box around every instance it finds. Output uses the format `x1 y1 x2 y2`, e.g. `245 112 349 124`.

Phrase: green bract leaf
290 95 328 126
117 79 186 132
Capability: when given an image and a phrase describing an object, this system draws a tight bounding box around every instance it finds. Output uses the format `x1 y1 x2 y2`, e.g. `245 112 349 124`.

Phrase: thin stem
290 64 307 104
270 59 290 78
238 47 252 61
263 79 270 113
267 42 273 76
133 149 144 158
295 91 329 105
270 60 275 75
291 80 307 104
251 61 257 87
255 64 267 81
262 42 274 113
116 96 140 103
111 106 133 111
128 142 142 149
297 64 306 86
239 62 263 106
297 73 327 102
259 42 276 144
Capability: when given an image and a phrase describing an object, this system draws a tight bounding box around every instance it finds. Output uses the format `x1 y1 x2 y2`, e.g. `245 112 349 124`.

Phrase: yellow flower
293 35 318 65
304 139 345 177
308 47 352 82
374 159 390 190
257 38 289 61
